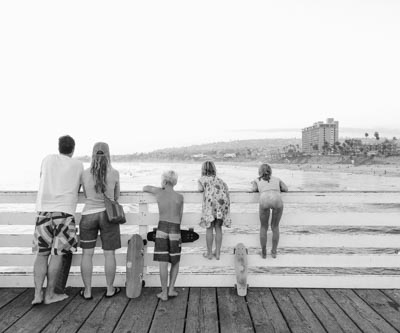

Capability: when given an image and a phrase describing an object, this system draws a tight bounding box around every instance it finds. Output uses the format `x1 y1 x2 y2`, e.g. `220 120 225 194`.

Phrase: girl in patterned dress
198 161 231 260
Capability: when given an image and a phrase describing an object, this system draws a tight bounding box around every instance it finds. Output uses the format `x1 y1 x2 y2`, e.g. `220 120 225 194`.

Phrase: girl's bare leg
271 207 283 258
259 207 270 258
214 222 222 260
204 226 214 259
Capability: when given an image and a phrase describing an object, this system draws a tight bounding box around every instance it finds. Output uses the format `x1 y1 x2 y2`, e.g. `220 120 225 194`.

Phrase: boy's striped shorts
153 220 181 264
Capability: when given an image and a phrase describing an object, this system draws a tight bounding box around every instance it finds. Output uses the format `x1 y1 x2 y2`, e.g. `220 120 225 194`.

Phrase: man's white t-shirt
36 154 84 215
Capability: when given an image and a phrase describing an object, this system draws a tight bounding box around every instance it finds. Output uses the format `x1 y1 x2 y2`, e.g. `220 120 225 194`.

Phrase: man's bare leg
44 255 68 304
32 254 48 304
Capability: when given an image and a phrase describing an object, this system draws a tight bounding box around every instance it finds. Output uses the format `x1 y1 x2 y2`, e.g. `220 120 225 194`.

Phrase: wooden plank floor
1 288 400 333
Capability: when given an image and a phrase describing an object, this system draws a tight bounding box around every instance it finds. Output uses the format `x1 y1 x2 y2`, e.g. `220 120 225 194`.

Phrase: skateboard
234 243 248 296
54 252 73 294
126 234 147 298
147 227 199 243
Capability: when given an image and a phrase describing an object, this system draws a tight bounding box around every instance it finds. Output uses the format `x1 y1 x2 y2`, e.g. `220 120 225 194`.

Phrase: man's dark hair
58 135 75 154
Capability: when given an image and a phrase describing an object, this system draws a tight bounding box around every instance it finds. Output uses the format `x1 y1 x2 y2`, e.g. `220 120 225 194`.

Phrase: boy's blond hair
162 170 178 186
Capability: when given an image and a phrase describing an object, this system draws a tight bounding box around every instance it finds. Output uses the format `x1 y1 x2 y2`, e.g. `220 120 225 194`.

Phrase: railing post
139 193 149 276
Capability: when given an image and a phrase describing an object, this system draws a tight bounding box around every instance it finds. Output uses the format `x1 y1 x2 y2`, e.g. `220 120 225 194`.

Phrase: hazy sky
1 0 400 164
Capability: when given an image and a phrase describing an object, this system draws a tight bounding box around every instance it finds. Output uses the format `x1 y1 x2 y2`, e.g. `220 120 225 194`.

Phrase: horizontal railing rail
0 191 399 288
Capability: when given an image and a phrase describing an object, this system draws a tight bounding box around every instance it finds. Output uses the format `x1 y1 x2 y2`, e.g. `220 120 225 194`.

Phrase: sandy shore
214 160 400 178
271 163 400 178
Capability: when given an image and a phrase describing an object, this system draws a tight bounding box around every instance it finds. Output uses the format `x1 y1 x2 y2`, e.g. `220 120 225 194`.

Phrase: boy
143 170 184 301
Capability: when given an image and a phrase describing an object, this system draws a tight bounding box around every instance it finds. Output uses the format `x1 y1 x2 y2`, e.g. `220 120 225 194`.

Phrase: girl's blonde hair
258 163 272 182
201 160 216 176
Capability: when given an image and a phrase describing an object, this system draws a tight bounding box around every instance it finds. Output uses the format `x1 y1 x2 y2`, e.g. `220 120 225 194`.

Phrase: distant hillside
152 138 301 153
109 138 302 162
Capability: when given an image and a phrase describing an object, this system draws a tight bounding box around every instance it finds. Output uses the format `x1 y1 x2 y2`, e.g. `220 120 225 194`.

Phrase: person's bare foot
271 251 277 259
44 293 68 304
168 289 178 297
32 290 44 305
203 252 213 260
157 292 168 301
260 248 266 259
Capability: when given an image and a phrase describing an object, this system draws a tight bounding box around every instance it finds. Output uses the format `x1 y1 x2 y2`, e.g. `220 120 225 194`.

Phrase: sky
1 0 400 166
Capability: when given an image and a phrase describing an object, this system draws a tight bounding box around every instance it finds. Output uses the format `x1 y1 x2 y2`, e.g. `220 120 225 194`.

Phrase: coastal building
223 153 236 159
302 118 339 154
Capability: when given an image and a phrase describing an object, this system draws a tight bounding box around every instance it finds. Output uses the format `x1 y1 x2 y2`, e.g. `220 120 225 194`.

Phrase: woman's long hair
201 160 216 176
90 152 109 193
258 163 272 182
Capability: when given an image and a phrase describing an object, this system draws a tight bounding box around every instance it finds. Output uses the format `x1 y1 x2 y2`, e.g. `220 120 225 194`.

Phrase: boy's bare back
143 170 184 224
155 188 183 224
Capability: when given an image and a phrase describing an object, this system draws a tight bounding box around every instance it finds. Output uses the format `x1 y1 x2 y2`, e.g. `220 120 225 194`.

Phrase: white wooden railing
0 191 399 288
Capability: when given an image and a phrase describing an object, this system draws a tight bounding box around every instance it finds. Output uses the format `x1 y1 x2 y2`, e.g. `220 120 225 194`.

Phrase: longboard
234 243 248 296
147 228 199 243
126 234 146 298
54 252 73 294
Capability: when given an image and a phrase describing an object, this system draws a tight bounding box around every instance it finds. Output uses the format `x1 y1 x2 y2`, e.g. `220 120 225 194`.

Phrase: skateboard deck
234 243 248 296
126 234 146 298
54 252 73 294
147 228 199 243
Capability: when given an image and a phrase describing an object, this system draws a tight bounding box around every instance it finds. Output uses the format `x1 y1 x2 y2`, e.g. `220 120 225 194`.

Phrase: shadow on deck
1 287 400 333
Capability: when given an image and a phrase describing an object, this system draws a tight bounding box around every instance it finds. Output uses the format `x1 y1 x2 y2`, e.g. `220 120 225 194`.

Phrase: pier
1 287 400 332
0 191 399 332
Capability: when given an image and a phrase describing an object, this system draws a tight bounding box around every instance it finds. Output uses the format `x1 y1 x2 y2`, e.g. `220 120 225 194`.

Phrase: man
32 135 83 304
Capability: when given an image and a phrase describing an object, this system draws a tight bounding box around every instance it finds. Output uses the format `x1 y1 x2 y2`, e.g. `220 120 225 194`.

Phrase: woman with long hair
251 163 288 259
79 142 121 299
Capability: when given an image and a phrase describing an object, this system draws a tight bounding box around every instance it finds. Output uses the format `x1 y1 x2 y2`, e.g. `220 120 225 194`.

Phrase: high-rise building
302 118 339 154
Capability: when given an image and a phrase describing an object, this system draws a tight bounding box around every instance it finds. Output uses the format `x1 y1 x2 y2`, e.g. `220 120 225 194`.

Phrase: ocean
1 161 400 192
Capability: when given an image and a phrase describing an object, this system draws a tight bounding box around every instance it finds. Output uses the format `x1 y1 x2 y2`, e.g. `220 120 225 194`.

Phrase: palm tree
322 141 330 155
374 131 380 140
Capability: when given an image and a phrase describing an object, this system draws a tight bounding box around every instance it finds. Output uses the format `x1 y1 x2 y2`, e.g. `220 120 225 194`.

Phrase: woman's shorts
32 211 78 255
153 221 181 265
79 211 121 250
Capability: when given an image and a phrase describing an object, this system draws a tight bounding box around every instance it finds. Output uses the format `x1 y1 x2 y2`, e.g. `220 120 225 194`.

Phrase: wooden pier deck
1 287 400 333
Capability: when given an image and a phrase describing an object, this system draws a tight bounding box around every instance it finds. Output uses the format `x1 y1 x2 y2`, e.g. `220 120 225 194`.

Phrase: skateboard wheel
142 280 146 287
143 239 147 246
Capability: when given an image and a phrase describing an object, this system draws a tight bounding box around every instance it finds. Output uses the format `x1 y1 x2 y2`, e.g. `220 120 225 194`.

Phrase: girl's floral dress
198 175 231 228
